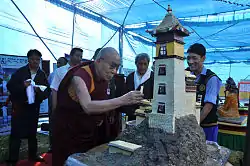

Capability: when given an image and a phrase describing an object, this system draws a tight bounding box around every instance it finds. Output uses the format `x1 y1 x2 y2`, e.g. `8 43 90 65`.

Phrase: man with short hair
50 48 83 111
6 49 50 165
49 48 82 154
125 53 154 120
52 47 144 166
92 48 102 60
47 56 68 153
48 57 68 85
187 43 222 142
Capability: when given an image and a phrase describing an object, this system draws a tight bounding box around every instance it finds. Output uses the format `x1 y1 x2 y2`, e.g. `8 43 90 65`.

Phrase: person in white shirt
51 48 83 111
48 57 68 85
47 57 68 153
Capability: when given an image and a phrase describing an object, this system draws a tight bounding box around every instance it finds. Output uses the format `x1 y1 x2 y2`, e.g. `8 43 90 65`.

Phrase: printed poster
238 81 250 103
0 54 48 117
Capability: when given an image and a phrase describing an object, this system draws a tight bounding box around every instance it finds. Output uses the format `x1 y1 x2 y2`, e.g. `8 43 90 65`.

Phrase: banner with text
238 81 250 103
0 54 48 117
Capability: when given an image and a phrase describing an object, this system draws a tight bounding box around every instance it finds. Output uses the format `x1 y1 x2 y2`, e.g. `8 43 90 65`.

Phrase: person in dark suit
6 49 51 166
124 53 154 120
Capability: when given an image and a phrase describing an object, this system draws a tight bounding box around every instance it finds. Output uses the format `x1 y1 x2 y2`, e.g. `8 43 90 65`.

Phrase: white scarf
26 79 47 104
134 68 152 90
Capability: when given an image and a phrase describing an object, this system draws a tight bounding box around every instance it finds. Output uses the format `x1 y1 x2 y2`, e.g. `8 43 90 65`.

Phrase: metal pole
119 26 124 74
71 7 76 49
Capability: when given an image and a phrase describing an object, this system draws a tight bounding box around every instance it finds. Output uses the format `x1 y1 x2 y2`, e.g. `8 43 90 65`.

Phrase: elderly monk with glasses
52 47 144 166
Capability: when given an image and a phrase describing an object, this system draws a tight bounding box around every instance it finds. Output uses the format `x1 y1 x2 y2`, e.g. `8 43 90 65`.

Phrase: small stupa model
147 5 197 133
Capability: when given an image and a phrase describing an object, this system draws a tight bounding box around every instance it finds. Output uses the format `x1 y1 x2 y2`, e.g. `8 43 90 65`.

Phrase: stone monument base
66 115 231 166
74 115 208 166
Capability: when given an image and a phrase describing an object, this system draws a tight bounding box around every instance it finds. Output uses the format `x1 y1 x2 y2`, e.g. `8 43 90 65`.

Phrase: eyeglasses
100 58 120 70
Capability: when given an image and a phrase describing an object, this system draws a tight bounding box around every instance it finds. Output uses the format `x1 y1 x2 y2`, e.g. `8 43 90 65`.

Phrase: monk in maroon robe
52 47 144 166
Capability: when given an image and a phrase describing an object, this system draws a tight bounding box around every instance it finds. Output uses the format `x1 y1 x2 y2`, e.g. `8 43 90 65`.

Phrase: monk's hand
24 80 31 87
122 91 144 105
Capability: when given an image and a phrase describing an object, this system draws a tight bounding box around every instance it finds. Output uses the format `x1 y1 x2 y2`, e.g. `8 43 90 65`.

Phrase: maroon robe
106 75 125 140
52 62 109 166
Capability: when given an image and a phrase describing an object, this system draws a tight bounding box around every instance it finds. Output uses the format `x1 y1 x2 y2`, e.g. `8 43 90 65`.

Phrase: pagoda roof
148 5 190 37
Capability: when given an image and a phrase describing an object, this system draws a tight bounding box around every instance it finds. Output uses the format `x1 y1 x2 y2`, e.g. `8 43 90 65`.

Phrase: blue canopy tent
1 0 250 81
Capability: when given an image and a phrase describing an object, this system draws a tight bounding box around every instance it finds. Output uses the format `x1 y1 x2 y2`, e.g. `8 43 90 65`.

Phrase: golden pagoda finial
167 5 172 13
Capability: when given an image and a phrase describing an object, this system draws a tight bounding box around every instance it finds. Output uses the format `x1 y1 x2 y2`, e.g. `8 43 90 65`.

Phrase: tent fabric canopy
48 0 250 63
60 0 249 24
1 0 250 82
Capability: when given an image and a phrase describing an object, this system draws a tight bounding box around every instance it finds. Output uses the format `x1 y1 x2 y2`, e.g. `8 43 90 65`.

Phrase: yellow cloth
218 92 240 118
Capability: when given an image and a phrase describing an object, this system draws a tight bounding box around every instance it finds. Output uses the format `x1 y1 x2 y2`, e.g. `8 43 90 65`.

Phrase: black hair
70 48 83 56
226 77 236 86
225 77 238 93
185 67 191 71
187 43 206 57
135 53 150 64
92 48 102 60
27 49 42 58
58 57 68 63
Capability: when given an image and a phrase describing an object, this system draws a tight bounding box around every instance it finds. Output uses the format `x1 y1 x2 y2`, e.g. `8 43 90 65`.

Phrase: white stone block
183 91 200 124
195 107 200 125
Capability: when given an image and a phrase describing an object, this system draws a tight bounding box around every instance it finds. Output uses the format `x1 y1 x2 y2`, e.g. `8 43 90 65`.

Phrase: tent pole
119 26 124 74
71 7 76 49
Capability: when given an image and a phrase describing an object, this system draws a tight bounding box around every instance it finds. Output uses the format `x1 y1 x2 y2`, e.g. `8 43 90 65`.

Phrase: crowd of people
4 43 250 166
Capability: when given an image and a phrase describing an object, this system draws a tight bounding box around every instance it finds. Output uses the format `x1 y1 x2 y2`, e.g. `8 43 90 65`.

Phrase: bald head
96 47 120 61
95 47 120 81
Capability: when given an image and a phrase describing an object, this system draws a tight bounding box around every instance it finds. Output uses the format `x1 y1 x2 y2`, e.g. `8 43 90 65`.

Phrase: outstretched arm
72 76 143 115
73 76 124 114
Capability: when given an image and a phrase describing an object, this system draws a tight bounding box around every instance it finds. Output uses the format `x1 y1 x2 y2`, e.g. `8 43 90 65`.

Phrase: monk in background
52 47 144 166
218 77 240 118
